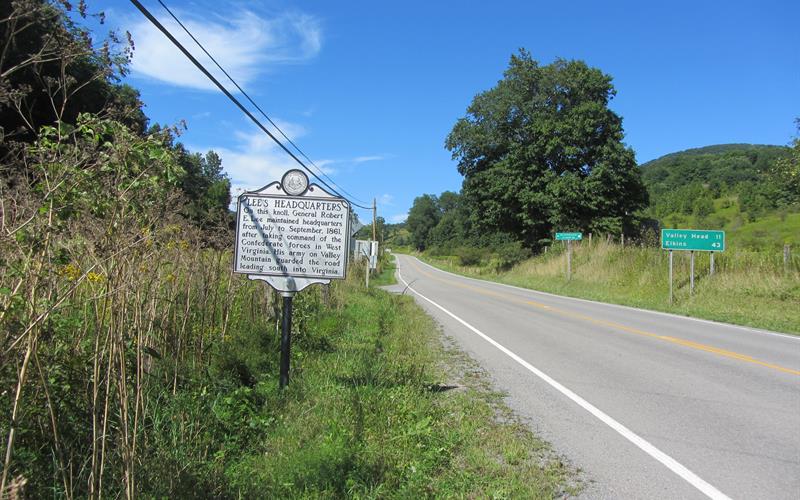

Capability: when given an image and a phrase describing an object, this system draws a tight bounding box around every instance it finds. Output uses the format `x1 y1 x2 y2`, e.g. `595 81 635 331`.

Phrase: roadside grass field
2 241 579 497
225 269 579 498
419 239 800 335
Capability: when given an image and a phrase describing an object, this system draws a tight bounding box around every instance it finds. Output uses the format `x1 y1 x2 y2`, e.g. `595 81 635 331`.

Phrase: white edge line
396 265 731 500
409 255 800 341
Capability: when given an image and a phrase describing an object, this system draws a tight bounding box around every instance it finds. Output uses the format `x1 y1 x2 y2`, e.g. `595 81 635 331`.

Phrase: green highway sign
555 232 583 241
661 229 725 252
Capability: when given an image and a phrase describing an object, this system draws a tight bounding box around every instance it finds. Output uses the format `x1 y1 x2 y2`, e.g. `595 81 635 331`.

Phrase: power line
128 0 372 210
154 0 372 207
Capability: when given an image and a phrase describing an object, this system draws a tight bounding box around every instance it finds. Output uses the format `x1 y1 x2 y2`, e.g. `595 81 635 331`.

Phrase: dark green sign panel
555 232 583 241
661 229 725 252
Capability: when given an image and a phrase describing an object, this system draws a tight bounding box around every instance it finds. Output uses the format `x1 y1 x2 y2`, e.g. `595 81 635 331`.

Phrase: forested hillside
640 142 798 248
641 144 791 218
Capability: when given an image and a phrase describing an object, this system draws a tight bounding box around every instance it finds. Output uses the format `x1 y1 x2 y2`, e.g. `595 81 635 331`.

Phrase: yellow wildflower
59 264 81 281
87 272 105 283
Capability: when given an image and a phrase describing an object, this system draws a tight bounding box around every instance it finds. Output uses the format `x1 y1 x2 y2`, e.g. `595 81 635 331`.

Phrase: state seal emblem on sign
281 169 309 196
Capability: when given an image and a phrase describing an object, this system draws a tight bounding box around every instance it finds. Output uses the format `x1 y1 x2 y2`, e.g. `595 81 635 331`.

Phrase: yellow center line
405 257 800 377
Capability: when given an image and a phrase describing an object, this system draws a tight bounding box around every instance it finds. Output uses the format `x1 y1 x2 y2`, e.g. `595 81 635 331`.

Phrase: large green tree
406 194 440 250
429 191 469 247
445 50 648 246
0 0 147 150
770 119 800 205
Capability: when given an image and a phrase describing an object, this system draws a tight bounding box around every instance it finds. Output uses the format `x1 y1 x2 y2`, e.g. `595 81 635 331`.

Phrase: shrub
491 241 532 271
455 247 483 266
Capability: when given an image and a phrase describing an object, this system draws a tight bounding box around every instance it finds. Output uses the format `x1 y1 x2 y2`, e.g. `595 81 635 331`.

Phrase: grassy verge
212 275 578 498
369 252 399 287
417 240 800 334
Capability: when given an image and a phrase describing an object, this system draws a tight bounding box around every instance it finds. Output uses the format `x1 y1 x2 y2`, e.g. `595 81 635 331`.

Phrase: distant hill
640 144 790 198
639 143 796 249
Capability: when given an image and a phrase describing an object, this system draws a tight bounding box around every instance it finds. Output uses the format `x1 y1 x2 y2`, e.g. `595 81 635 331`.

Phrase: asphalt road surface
393 254 800 499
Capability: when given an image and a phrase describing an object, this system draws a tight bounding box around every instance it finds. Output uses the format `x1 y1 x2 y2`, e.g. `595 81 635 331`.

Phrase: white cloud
353 155 384 163
389 213 408 223
129 9 321 91
188 124 299 202
378 194 393 206
311 159 337 175
195 124 370 207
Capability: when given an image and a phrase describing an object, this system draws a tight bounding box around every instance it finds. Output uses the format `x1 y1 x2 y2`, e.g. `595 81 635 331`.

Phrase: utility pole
372 198 377 241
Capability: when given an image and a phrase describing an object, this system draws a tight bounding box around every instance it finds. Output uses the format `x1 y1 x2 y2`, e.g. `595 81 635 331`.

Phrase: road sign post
555 233 582 281
669 250 673 305
785 244 791 274
361 248 370 288
279 295 293 388
567 240 572 281
661 229 724 304
234 169 350 389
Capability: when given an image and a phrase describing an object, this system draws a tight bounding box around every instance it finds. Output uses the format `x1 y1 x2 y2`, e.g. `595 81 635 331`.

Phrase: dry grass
423 238 800 334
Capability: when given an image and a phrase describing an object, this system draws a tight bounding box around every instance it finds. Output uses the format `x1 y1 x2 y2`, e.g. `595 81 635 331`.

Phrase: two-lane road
394 254 800 499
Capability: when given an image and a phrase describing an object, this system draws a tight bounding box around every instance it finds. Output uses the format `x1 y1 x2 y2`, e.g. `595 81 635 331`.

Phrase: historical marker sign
234 169 352 389
556 232 583 241
661 229 725 252
234 170 351 288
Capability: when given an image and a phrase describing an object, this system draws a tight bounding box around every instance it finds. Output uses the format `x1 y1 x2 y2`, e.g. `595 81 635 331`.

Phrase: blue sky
99 0 799 223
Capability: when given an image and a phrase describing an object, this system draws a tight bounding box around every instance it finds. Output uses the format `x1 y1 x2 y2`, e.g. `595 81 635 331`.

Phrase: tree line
641 144 797 225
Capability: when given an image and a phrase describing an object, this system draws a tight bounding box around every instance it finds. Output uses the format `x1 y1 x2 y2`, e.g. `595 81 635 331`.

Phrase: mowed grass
369 252 399 287
223 272 578 498
420 239 800 334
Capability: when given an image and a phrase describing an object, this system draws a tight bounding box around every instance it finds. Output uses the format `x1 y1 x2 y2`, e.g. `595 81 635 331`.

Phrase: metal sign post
234 169 351 389
669 250 673 305
785 244 791 274
362 249 370 288
567 240 572 281
555 232 582 281
661 229 724 305
279 293 293 388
